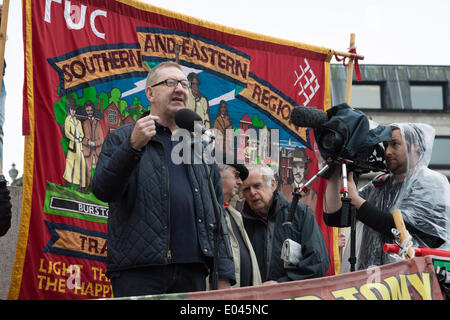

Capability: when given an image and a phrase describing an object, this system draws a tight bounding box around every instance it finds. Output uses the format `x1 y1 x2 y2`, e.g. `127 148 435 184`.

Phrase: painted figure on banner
213 100 233 133
213 100 233 154
187 72 210 128
80 101 104 194
278 146 317 214
62 97 87 191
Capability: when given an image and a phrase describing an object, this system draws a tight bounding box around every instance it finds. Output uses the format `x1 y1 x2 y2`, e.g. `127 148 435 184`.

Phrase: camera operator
323 123 450 272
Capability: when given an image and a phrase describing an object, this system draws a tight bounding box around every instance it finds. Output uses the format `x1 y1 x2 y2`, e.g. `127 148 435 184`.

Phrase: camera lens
319 130 344 153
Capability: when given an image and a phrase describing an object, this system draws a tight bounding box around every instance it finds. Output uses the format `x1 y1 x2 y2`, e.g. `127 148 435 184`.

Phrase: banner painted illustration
10 0 336 299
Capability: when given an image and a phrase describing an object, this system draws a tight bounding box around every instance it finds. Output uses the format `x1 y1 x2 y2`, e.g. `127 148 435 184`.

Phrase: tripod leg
349 205 357 271
340 161 357 271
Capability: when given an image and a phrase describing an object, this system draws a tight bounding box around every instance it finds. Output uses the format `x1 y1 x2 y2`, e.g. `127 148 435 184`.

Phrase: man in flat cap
218 156 262 288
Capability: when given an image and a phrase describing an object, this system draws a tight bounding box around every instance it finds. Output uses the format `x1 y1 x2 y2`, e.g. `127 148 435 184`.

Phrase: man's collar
155 121 171 134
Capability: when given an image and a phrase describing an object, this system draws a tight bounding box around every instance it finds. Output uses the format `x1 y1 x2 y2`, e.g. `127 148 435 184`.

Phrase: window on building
410 84 444 110
108 109 117 124
351 84 382 109
429 136 450 169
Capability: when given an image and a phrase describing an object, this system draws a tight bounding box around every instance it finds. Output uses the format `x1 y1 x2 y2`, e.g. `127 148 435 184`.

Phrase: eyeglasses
151 79 190 89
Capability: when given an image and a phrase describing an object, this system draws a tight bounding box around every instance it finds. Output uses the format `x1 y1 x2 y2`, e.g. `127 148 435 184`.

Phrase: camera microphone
290 106 327 128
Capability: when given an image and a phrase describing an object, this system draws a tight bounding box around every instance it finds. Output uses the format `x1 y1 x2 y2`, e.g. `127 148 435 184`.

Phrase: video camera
290 103 392 177
289 103 393 272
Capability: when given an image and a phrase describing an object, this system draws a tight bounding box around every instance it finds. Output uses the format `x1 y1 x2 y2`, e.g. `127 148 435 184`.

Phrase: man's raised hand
130 114 160 151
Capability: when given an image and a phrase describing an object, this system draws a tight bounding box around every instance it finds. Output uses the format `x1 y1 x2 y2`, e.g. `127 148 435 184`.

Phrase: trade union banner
120 256 444 301
10 0 336 299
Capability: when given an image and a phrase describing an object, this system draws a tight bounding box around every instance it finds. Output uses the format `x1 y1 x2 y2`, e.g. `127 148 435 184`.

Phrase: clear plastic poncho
341 123 450 273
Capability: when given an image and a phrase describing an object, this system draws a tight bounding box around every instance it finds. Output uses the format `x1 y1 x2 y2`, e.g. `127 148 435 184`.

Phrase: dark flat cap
222 152 249 181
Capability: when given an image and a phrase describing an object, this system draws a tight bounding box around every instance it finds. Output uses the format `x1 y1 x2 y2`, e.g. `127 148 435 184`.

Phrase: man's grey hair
217 163 230 173
247 164 275 187
145 61 183 88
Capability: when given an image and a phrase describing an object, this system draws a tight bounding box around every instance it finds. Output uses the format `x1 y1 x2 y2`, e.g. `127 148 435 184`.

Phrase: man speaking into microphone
92 61 235 298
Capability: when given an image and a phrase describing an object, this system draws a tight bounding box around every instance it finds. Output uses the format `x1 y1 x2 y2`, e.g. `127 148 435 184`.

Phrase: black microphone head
290 106 327 129
175 108 202 132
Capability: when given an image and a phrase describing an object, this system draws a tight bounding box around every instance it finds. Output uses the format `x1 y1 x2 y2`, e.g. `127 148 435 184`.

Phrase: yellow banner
48 44 147 95
137 27 250 87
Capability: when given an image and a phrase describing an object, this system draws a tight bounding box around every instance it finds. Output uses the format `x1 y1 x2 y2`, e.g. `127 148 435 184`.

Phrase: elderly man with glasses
241 164 329 283
93 61 235 297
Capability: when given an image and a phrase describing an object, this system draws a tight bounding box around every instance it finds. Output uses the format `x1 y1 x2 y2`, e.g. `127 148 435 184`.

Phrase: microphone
175 108 208 134
290 106 327 128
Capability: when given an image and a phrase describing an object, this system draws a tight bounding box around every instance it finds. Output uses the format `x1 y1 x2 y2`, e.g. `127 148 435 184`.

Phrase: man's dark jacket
0 179 12 236
242 190 329 282
92 123 235 283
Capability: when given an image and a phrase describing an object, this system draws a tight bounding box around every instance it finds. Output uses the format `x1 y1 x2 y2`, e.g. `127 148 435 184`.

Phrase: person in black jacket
0 169 12 236
241 164 329 283
92 61 235 298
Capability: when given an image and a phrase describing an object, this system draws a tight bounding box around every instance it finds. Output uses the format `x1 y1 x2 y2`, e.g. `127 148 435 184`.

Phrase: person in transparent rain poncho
323 123 450 273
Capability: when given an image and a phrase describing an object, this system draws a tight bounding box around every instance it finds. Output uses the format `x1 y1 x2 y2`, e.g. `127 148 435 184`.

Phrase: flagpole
337 33 357 264
333 48 363 61
0 0 10 95
345 33 356 104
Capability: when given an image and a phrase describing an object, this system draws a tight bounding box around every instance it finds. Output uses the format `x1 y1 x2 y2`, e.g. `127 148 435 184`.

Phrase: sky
2 0 450 183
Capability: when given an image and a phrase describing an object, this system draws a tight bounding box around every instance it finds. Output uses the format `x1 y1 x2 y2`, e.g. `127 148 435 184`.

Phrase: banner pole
392 209 415 259
333 49 363 61
0 0 10 95
345 33 356 104
337 33 357 267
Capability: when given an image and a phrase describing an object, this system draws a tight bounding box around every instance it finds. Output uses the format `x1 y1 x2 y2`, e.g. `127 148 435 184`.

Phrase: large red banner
10 0 336 299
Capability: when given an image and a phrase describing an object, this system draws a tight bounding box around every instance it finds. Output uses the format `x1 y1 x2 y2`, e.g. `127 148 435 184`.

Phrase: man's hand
130 114 160 151
217 278 231 290
337 232 346 248
348 171 365 209
323 163 343 213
